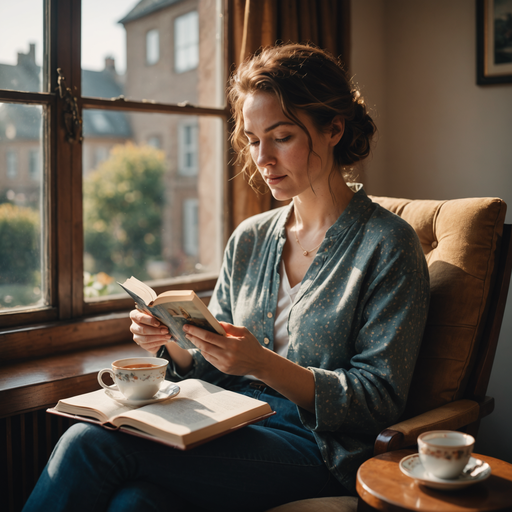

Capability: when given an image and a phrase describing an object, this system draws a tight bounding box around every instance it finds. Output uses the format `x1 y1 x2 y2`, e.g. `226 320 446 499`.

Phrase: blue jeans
23 380 349 511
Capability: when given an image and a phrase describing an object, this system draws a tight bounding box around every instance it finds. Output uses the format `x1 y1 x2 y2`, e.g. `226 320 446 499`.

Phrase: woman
23 44 429 512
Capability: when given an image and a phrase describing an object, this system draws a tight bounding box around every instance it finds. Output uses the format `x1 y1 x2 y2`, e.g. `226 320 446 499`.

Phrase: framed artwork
477 0 512 84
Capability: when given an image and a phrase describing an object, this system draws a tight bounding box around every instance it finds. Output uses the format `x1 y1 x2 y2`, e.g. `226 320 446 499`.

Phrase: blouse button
263 338 270 345
431 240 438 249
267 312 273 318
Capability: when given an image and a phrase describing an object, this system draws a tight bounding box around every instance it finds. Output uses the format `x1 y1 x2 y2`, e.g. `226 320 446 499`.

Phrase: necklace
294 225 323 257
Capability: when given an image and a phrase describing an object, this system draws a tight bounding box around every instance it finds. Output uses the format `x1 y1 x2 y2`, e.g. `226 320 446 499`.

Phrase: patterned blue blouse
167 186 430 490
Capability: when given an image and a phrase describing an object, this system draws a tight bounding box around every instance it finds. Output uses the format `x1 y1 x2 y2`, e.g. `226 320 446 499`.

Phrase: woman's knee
50 422 117 470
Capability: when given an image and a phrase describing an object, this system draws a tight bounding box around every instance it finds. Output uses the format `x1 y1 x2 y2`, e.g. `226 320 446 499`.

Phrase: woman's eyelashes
247 135 292 146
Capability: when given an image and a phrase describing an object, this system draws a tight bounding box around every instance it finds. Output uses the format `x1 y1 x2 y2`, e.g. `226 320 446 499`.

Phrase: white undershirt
273 261 301 357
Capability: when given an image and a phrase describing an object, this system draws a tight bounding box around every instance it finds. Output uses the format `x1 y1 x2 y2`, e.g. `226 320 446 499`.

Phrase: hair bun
336 96 376 166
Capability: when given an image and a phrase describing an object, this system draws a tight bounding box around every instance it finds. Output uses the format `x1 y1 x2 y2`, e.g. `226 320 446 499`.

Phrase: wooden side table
356 449 512 512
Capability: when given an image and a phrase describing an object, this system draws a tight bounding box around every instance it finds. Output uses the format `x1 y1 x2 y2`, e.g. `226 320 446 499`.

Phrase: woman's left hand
182 322 268 376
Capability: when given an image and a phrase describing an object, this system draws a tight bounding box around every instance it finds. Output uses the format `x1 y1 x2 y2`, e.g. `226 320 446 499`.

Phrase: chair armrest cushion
384 399 480 447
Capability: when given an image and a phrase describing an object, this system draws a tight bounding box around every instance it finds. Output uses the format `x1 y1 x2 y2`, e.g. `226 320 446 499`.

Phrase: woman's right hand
129 308 172 354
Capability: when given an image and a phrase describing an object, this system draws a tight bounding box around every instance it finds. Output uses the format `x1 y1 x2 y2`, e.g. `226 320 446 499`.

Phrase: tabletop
356 449 512 512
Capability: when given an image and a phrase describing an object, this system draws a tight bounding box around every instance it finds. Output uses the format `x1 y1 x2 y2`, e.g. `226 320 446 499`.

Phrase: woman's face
242 92 336 202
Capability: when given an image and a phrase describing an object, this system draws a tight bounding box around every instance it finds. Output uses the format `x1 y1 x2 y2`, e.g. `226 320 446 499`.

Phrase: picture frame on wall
477 0 512 84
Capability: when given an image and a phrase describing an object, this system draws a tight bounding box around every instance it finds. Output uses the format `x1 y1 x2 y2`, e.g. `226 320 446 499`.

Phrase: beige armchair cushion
369 196 506 417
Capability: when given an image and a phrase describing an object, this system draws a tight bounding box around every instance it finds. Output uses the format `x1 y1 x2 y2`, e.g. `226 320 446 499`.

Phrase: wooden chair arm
374 399 483 455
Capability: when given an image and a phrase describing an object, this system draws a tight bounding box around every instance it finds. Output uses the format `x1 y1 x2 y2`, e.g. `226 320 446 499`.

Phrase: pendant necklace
294 224 323 257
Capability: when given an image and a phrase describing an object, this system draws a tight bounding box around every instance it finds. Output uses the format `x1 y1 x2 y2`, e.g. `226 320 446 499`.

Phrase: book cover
118 277 224 350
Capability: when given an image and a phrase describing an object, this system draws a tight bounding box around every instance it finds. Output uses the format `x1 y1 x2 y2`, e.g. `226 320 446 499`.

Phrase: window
174 11 199 73
29 149 40 181
183 198 199 257
0 0 227 352
147 135 161 149
6 150 17 178
146 29 159 65
178 119 198 176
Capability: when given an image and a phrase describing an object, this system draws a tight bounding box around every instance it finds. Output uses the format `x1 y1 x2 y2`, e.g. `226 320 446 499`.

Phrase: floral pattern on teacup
419 446 472 460
114 369 166 383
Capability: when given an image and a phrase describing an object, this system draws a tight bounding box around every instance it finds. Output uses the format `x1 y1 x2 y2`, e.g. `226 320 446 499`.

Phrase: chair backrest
369 196 511 418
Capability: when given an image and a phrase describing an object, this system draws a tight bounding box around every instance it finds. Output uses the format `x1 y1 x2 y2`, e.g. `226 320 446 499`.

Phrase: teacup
97 357 168 400
418 430 475 479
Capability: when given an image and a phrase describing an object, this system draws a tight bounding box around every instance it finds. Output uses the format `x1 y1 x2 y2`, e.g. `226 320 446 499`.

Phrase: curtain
226 0 350 229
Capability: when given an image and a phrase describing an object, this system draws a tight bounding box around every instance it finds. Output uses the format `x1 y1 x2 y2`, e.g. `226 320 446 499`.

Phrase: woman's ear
329 115 345 146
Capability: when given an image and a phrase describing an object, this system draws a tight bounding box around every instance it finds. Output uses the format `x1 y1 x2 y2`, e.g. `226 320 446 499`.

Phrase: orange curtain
226 0 350 229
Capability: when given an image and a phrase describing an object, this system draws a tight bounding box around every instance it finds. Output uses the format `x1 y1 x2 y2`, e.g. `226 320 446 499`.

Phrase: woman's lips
264 174 286 185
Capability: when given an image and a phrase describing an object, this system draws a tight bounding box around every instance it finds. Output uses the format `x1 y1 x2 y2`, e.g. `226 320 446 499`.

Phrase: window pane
146 29 159 65
175 11 199 73
83 110 224 299
183 198 199 256
178 120 198 176
0 1 44 93
81 0 223 107
0 102 47 311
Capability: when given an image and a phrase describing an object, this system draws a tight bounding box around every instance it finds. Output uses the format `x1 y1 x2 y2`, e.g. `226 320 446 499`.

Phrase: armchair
370 195 511 454
268 195 511 512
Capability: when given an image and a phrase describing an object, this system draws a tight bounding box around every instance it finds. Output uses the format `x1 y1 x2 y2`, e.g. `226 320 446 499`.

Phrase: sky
0 0 139 75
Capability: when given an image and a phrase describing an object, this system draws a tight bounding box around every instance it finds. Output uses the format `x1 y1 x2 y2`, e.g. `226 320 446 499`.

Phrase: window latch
56 68 83 144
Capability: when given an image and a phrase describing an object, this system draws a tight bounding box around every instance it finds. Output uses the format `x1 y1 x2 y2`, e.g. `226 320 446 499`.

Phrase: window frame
0 0 232 363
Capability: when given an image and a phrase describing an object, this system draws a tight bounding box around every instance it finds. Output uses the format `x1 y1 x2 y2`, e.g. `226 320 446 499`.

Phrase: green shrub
0 203 40 286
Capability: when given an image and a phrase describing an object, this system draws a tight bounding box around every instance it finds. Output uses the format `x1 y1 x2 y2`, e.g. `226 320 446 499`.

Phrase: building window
29 149 40 180
6 150 18 178
183 198 199 256
178 120 198 176
174 11 199 73
147 135 161 149
146 29 159 65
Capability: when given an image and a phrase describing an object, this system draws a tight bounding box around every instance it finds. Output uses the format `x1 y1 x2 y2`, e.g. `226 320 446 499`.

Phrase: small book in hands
119 276 225 350
48 379 274 450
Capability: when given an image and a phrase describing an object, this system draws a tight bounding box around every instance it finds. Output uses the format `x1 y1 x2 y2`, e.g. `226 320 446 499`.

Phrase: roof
0 62 40 93
82 69 124 99
0 62 131 139
118 0 185 24
0 103 42 140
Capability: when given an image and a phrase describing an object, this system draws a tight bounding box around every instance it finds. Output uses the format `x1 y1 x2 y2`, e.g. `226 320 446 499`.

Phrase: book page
120 276 157 304
55 389 136 423
111 380 272 442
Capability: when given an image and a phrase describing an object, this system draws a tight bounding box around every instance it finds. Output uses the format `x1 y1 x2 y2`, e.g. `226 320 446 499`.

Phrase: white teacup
97 357 168 400
418 430 475 479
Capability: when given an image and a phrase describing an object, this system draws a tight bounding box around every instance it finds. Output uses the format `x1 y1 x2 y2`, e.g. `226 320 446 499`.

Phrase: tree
83 143 166 281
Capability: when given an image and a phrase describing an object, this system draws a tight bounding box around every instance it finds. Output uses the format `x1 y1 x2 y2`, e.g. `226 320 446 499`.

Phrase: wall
352 0 512 462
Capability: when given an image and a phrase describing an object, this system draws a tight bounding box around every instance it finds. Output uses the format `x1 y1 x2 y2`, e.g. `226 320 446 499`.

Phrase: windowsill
0 341 147 419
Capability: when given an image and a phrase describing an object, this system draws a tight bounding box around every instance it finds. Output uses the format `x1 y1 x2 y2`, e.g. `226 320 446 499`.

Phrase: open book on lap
48 379 274 450
118 276 225 350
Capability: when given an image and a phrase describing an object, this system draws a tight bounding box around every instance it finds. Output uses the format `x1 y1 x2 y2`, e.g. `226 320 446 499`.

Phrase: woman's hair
228 43 377 193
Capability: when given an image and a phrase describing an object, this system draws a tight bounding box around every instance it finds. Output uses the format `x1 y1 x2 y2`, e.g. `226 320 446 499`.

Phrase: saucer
104 381 180 407
400 454 491 490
